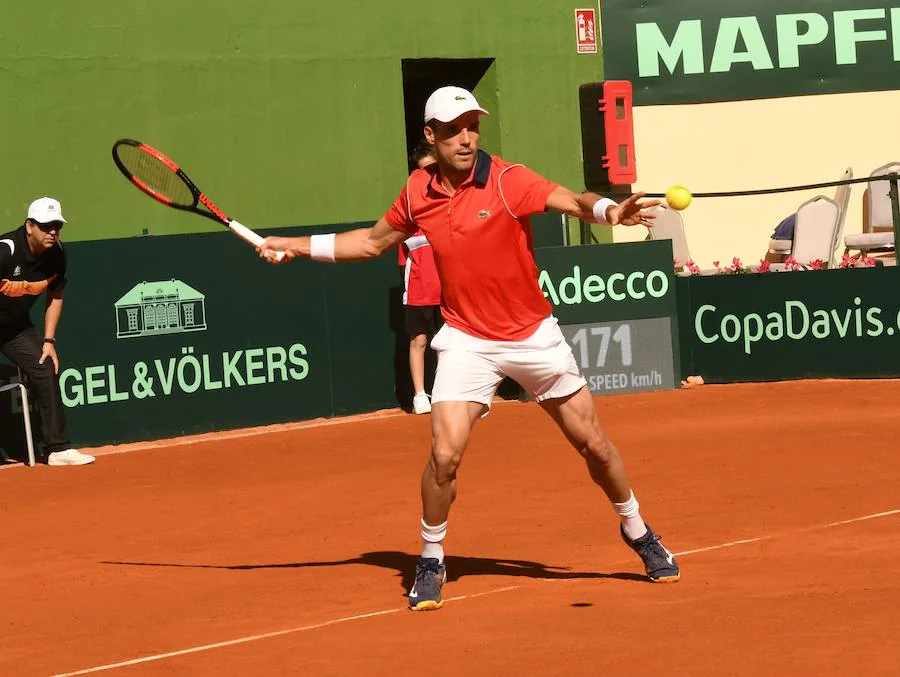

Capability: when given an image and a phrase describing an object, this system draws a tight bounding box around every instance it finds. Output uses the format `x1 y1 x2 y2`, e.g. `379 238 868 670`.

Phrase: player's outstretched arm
546 187 660 227
258 218 406 264
577 190 661 227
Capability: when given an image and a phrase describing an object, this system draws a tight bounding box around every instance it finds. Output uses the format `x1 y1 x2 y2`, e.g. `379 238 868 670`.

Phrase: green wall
1 2 605 240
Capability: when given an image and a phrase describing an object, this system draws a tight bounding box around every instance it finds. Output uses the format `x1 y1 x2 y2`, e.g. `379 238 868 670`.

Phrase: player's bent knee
430 447 463 478
584 435 613 466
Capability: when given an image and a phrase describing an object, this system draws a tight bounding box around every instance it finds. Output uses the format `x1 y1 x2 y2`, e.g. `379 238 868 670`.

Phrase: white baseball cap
27 197 67 224
424 86 490 123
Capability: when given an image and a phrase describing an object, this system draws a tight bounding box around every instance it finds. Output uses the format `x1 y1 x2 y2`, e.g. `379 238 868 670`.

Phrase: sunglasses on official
32 220 64 232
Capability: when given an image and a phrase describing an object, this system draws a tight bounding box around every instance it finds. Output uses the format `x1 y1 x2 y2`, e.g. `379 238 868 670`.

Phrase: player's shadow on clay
101 550 649 590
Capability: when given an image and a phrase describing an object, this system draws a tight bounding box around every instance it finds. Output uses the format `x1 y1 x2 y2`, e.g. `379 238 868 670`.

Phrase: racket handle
229 220 285 262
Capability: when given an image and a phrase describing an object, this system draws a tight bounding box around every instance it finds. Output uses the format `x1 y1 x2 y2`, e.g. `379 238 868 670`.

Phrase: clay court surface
2 379 898 676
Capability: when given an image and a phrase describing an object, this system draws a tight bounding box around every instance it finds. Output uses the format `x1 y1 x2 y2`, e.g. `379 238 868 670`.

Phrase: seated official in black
0 197 94 466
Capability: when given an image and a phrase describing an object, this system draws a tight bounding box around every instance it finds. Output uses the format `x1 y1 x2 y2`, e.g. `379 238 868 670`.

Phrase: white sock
613 491 648 541
420 518 447 563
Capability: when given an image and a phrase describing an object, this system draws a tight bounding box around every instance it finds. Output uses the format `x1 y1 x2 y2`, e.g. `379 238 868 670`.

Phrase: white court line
50 585 523 677
674 537 767 557
820 509 900 527
673 508 900 557
90 411 410 458
87 400 524 459
48 509 899 677
49 608 403 677
0 408 414 469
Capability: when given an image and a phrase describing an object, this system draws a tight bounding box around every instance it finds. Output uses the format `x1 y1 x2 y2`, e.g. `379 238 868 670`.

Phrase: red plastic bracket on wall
597 81 636 185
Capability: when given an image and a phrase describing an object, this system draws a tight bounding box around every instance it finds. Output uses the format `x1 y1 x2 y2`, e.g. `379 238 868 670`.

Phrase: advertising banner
600 0 900 104
678 266 900 381
535 240 679 395
15 226 403 449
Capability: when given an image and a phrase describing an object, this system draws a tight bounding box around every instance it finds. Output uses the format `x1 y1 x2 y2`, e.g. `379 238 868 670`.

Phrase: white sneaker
47 449 96 466
412 393 432 415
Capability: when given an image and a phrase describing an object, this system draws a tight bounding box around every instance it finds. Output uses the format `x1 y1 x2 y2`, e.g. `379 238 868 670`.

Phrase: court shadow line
101 550 650 591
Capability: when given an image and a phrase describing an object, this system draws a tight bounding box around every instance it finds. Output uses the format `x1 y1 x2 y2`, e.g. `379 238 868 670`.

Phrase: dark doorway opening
393 58 518 406
400 58 496 165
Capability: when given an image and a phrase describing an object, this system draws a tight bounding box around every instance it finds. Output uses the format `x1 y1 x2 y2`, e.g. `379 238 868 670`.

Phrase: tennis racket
111 139 284 260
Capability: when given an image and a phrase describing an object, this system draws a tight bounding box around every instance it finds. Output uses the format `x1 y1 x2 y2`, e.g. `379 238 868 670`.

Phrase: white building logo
115 279 207 339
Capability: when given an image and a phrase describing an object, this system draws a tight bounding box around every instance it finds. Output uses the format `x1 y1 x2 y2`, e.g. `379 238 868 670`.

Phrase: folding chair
771 195 840 270
0 367 36 467
647 206 693 274
648 206 744 275
767 167 853 266
844 161 899 264
829 168 854 267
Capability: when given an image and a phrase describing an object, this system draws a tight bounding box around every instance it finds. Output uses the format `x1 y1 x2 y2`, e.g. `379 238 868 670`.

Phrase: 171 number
570 324 632 368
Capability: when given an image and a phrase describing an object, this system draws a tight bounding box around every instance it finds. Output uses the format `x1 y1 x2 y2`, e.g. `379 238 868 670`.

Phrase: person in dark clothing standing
0 197 94 466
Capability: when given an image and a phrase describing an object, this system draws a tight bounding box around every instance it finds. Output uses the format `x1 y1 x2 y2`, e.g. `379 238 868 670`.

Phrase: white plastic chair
844 162 899 263
762 196 840 272
767 167 853 267
0 368 36 467
792 196 840 265
647 206 692 271
829 169 854 266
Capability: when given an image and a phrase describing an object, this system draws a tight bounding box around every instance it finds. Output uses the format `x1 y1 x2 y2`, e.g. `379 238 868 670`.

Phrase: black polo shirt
0 225 67 328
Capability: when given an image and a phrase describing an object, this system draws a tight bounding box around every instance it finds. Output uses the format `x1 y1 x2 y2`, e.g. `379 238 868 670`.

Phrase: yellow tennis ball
666 185 692 210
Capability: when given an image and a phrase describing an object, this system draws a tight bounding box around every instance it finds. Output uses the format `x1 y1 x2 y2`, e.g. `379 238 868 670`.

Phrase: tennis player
259 86 679 610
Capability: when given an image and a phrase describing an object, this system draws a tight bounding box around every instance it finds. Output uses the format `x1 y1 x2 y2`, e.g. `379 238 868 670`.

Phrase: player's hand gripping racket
112 139 284 261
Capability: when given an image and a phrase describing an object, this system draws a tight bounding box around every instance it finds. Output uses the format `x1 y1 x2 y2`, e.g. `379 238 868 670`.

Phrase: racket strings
118 146 194 206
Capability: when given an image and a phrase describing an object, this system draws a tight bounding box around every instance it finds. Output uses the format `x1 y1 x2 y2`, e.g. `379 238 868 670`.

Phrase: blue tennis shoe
408 557 446 610
621 524 680 583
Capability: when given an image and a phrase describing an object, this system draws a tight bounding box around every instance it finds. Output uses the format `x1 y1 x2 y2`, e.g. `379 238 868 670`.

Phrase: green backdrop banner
678 266 900 382
5 237 682 453
40 224 402 448
601 0 900 104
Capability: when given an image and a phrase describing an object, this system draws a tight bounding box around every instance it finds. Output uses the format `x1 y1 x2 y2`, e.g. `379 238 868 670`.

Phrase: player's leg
504 318 679 583
422 399 484 526
409 326 503 611
542 388 679 582
540 386 629 499
410 401 484 612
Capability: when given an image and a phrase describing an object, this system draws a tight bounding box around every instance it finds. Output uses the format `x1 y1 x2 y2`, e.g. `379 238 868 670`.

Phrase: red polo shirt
385 151 557 341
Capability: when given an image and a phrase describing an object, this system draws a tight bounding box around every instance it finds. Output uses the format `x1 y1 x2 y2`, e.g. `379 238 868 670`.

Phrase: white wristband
310 233 336 262
592 198 618 225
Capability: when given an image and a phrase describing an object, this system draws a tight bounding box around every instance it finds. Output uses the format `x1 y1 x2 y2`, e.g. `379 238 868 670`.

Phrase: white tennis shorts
430 316 587 411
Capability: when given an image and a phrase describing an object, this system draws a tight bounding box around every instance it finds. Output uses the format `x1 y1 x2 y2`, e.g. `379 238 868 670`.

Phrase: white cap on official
27 197 67 224
424 86 490 123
